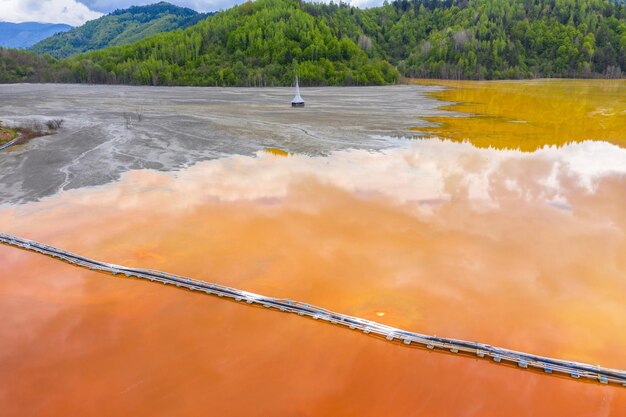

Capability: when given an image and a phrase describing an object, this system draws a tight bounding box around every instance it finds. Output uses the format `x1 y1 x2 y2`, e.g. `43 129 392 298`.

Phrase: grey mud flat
0 84 452 204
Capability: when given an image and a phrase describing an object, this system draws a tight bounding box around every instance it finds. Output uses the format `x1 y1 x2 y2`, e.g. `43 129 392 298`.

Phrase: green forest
1 0 625 86
30 2 210 59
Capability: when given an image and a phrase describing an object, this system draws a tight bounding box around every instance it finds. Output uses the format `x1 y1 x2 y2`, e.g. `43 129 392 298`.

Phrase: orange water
413 79 626 151
1 138 626 415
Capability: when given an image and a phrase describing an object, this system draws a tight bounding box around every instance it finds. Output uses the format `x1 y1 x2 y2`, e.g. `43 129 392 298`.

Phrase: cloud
0 0 388 26
76 0 254 13
344 0 384 8
76 0 383 14
0 0 387 28
0 0 103 25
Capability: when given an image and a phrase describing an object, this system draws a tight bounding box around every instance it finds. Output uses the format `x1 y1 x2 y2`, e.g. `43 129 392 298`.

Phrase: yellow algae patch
264 147 290 156
412 79 626 151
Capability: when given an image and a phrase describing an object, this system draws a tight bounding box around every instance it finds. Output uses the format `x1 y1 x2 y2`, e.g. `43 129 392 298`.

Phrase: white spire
292 76 304 105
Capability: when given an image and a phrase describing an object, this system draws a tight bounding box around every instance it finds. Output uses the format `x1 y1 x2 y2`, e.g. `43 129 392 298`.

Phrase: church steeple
291 77 304 107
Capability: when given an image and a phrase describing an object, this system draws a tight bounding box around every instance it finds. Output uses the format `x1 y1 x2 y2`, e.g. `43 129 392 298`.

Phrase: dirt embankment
0 119 64 150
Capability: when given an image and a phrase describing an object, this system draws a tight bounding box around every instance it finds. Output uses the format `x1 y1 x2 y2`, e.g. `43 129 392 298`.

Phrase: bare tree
605 65 623 79
45 119 64 130
30 120 45 132
123 113 133 129
123 106 146 129
358 35 373 52
135 106 144 122
452 30 471 50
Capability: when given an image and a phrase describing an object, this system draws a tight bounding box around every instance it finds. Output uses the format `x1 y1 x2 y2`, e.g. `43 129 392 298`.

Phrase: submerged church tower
291 77 304 107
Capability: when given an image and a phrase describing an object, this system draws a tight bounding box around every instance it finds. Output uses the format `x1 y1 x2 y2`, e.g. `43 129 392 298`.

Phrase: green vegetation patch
2 0 626 86
30 2 210 59
0 123 17 145
60 0 399 86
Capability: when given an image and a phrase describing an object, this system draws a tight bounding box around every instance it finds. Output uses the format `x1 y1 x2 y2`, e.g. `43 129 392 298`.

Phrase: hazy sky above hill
1 0 380 26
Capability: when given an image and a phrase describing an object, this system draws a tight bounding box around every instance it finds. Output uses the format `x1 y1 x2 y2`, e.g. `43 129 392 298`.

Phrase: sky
0 0 381 26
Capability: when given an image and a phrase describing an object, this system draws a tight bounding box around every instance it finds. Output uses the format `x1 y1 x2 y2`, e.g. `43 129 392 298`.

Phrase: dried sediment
0 84 449 204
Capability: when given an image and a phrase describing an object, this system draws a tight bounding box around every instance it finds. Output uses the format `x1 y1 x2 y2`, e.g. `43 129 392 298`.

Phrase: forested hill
30 2 211 58
375 0 626 79
63 0 399 85
3 0 626 86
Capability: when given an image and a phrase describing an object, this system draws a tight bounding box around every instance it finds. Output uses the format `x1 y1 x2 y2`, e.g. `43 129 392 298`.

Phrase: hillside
30 2 210 59
62 0 398 86
0 48 57 83
4 0 626 85
370 0 626 79
0 22 72 48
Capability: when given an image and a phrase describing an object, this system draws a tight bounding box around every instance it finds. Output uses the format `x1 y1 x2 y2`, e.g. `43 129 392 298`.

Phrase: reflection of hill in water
414 79 626 152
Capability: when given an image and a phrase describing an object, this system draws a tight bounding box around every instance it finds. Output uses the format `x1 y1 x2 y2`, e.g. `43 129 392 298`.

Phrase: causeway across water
1 232 625 387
